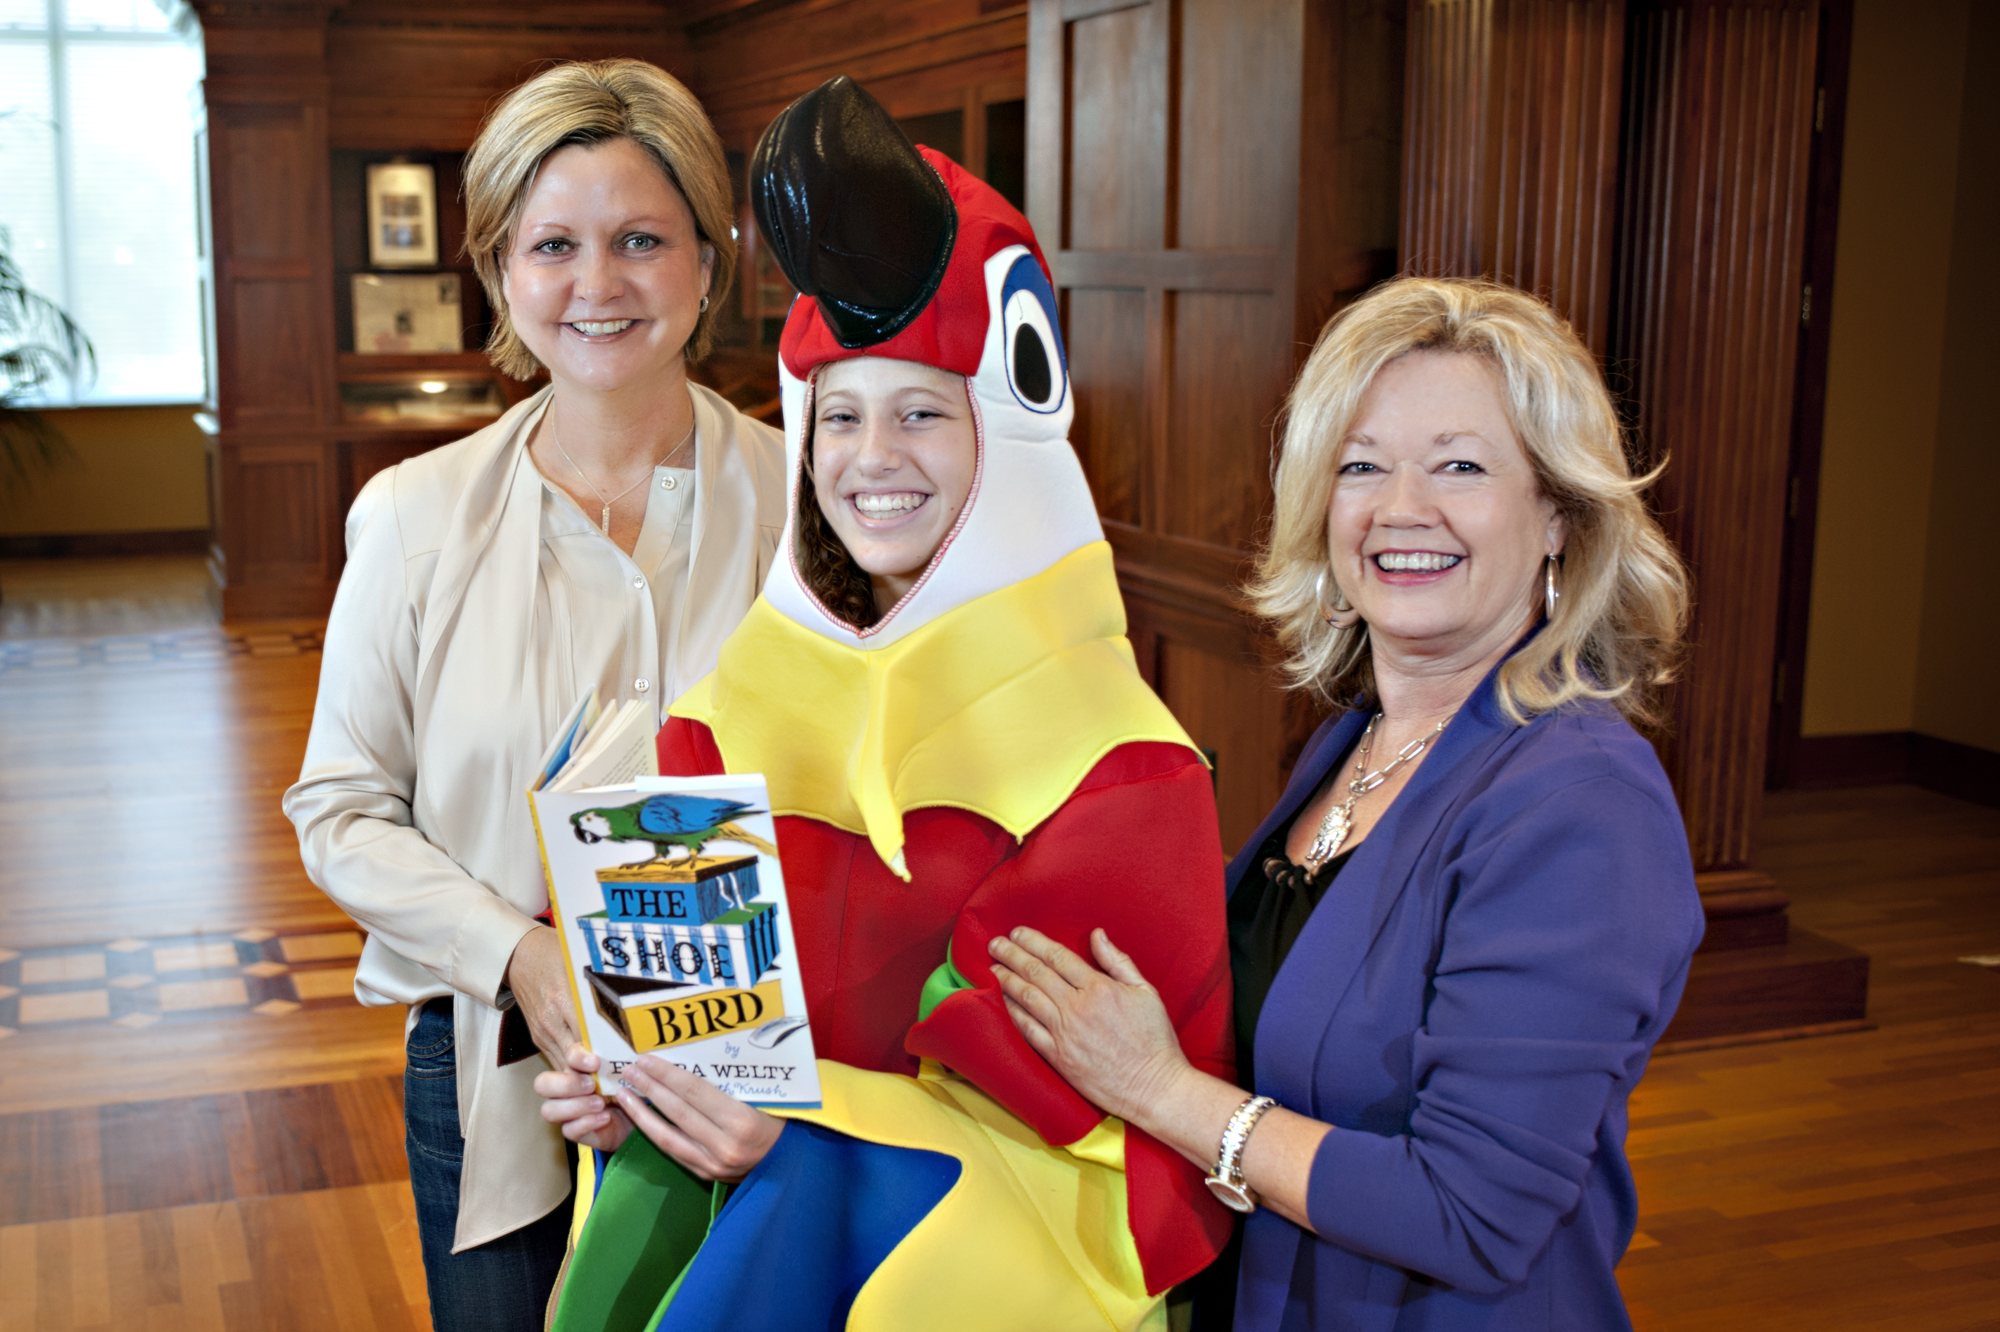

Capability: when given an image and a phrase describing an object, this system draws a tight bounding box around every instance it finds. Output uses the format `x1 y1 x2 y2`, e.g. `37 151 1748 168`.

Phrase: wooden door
1027 0 1401 850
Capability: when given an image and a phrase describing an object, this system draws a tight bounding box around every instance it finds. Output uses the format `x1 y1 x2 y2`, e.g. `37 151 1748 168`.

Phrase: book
534 692 660 794
527 772 821 1108
530 688 601 792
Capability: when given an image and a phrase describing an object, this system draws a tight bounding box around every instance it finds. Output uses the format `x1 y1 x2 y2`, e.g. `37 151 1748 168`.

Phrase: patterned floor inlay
0 627 324 674
0 927 364 1033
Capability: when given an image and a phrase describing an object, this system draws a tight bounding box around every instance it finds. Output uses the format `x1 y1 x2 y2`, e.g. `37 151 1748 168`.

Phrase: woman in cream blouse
283 60 784 1332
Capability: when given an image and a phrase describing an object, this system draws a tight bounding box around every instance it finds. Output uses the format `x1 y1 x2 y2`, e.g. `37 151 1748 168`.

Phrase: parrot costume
548 76 1235 1332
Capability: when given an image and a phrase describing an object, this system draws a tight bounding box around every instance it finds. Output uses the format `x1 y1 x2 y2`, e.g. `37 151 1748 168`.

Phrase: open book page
530 688 600 793
547 700 659 792
527 773 822 1107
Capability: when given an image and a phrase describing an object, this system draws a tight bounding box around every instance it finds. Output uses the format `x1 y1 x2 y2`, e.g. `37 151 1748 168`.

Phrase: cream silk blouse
284 383 785 1251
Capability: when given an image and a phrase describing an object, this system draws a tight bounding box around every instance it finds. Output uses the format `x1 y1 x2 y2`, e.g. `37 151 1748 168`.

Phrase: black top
1228 820 1356 1090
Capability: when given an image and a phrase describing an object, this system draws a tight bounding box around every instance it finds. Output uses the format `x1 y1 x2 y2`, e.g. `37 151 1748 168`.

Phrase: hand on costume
988 926 1192 1130
535 1042 634 1152
613 1053 785 1183
505 925 582 1071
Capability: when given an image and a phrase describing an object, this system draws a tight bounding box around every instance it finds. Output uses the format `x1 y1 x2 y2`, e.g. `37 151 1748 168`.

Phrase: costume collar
674 542 1197 878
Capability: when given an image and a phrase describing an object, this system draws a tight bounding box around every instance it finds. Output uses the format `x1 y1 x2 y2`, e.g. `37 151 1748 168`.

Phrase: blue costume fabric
658 1125 960 1331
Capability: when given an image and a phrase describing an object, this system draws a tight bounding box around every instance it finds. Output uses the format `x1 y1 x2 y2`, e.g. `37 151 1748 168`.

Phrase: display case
338 370 504 425
333 351 539 509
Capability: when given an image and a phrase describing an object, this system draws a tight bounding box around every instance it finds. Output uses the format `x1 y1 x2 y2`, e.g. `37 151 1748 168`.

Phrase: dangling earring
1315 570 1361 630
1544 555 1561 620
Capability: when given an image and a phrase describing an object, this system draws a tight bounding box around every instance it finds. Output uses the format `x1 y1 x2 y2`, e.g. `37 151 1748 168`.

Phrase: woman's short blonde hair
462 59 735 378
1251 277 1690 726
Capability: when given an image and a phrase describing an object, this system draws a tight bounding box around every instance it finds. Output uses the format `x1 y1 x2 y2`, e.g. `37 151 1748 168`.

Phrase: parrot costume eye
1000 252 1066 413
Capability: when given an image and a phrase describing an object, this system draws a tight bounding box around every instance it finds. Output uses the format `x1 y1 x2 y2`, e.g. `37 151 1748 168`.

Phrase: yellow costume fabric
671 540 1199 878
772 1060 1168 1332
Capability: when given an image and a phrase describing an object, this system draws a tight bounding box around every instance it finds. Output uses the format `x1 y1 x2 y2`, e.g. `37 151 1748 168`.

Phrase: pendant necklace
550 411 695 535
1300 711 1453 873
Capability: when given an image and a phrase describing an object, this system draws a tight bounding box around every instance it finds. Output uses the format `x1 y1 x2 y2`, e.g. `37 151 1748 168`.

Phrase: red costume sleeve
904 741 1237 1294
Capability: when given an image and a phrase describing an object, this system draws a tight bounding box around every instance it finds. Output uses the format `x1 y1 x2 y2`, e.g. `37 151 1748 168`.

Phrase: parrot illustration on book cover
569 795 777 864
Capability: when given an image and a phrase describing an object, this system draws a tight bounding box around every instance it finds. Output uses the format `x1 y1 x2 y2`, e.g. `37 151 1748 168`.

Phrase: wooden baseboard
1790 730 2000 809
1909 732 2000 809
1789 731 1914 786
0 529 210 559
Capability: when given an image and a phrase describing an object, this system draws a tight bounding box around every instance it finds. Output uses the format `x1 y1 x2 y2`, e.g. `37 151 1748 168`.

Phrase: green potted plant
1 225 95 504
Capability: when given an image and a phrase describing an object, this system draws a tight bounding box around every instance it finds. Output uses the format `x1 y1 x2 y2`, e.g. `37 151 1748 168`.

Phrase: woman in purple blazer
989 278 1704 1330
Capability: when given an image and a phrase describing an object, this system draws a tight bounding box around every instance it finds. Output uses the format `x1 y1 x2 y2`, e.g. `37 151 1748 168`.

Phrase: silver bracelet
1205 1095 1278 1214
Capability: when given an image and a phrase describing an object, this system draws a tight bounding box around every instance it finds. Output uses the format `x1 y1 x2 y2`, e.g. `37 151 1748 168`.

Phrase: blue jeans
405 997 574 1332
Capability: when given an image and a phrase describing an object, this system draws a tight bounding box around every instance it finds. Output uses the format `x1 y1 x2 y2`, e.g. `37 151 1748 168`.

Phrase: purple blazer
1227 668 1703 1331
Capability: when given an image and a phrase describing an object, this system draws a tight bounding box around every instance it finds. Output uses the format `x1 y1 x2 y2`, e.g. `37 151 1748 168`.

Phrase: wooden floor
1622 786 2000 1329
0 558 423 1331
1 556 1996 1330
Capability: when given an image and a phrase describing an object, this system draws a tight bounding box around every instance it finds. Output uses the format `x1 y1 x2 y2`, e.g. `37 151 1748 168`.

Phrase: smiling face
500 137 713 395
1328 349 1565 667
809 355 979 615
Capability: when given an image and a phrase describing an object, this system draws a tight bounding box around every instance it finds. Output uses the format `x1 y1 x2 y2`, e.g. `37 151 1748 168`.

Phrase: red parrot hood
748 76 1101 651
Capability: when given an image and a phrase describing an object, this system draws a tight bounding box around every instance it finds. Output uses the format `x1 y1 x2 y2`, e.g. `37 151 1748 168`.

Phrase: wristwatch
1206 1095 1278 1213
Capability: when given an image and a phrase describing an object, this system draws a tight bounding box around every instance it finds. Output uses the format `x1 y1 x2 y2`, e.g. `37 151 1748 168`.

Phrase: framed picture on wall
353 272 463 354
366 162 439 268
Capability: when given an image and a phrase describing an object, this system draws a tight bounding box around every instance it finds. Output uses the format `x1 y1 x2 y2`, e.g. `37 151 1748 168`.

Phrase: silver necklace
549 411 694 535
1301 711 1452 873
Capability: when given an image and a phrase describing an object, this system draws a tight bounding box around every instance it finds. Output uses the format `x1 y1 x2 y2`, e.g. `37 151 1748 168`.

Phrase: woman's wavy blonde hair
462 59 735 378
1251 277 1689 726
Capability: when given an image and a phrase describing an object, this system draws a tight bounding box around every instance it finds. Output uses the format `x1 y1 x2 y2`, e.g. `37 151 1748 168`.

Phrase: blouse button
661 476 678 491
632 574 646 589
635 679 651 694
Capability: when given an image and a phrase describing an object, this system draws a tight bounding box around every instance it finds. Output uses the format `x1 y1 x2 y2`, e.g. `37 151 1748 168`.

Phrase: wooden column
1027 0 1403 850
194 0 343 620
1613 0 1866 1041
1401 0 1867 1041
1616 0 1816 874
1401 0 1625 352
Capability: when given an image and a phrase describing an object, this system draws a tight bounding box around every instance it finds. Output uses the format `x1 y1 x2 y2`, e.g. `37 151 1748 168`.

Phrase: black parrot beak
574 827 600 844
750 75 958 349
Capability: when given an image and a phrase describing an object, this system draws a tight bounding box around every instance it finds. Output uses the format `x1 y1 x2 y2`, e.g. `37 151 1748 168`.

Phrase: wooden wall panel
1163 291 1285 548
1032 0 1403 848
324 8 687 152
1157 637 1291 849
1177 0 1296 252
1066 287 1148 527
688 0 1026 143
1066 4 1167 251
228 282 322 423
221 116 315 262
1615 0 1821 872
239 458 325 571
1402 0 1624 351
195 2 343 617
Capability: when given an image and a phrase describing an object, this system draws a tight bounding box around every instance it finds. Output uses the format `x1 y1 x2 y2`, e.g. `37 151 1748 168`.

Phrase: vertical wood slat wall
1402 0 1821 880
1027 0 1403 849
1400 0 1625 353
1618 0 1821 873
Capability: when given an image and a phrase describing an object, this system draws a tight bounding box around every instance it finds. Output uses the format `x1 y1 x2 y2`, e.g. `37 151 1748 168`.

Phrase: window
0 0 204 405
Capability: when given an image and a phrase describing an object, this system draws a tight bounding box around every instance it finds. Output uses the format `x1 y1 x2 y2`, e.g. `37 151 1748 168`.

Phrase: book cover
527 773 821 1108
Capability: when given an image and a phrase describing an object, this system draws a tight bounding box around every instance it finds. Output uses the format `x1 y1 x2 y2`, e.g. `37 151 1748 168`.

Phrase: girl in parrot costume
537 75 1235 1332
